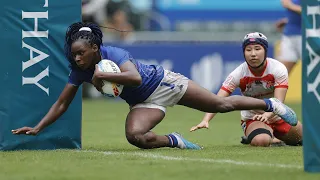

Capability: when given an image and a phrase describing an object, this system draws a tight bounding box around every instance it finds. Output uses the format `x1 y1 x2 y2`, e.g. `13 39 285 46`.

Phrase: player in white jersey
190 32 303 147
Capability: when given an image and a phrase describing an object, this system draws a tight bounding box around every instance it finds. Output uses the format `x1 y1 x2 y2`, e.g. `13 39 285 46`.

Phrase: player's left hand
190 121 209 132
11 127 39 135
265 118 279 124
253 112 275 123
92 65 104 92
275 18 288 32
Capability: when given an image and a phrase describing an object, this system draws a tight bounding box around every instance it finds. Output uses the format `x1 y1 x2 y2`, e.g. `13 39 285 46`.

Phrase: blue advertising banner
0 0 82 150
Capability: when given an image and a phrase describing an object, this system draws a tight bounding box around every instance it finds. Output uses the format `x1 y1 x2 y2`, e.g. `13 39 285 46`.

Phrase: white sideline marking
81 150 302 169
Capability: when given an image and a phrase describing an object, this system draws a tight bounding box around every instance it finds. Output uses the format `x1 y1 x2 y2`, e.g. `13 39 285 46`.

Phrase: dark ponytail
64 22 103 68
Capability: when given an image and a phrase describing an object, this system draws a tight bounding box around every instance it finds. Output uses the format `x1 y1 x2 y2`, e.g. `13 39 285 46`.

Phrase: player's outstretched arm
190 89 230 132
12 83 79 135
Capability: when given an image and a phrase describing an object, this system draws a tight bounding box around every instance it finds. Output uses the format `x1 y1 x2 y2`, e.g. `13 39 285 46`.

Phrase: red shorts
241 119 292 137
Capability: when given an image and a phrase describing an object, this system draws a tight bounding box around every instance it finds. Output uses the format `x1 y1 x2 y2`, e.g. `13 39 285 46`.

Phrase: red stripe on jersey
275 85 289 89
221 86 232 94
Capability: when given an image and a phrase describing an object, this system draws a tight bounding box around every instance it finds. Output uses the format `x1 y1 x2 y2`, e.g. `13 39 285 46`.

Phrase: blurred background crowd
82 0 285 42
81 0 301 102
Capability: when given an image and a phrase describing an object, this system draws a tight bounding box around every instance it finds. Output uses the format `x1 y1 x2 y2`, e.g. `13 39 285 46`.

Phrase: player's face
71 39 98 70
244 44 265 68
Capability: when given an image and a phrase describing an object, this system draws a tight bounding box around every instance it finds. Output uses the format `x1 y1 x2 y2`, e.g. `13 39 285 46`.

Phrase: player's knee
250 134 272 147
126 132 144 147
247 128 272 147
126 131 152 149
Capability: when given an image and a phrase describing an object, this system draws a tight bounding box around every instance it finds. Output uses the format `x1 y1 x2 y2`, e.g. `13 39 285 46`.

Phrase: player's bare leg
244 121 273 147
272 138 283 143
269 137 287 147
178 80 297 126
275 121 303 146
178 81 268 112
125 108 167 149
241 132 285 146
125 108 201 149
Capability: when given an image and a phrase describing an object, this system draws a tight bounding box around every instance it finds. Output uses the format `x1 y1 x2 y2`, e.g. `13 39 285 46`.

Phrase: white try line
81 150 302 169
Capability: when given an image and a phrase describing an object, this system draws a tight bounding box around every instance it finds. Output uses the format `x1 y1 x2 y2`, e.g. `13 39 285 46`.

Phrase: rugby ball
97 59 123 97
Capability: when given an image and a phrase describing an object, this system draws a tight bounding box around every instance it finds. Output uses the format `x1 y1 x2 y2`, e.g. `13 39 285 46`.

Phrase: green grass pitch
1 99 319 180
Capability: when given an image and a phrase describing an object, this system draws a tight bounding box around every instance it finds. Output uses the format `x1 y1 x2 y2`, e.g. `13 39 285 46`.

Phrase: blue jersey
283 0 301 36
68 45 164 105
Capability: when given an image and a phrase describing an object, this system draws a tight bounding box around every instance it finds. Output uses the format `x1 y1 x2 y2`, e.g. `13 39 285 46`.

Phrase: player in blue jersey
276 0 301 74
12 22 298 150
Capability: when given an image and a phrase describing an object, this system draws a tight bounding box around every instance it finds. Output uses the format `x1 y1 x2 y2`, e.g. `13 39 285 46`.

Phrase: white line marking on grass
81 150 302 169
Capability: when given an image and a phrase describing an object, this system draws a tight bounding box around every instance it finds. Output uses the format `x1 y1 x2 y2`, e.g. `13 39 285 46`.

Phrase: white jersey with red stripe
221 58 289 121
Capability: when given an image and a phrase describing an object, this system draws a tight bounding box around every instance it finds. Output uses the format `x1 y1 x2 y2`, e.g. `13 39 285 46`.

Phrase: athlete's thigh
178 80 223 112
125 108 165 135
279 35 299 62
294 36 302 59
276 121 302 145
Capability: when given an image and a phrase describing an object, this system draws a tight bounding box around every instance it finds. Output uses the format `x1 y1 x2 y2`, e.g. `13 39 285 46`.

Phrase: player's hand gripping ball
97 59 123 97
